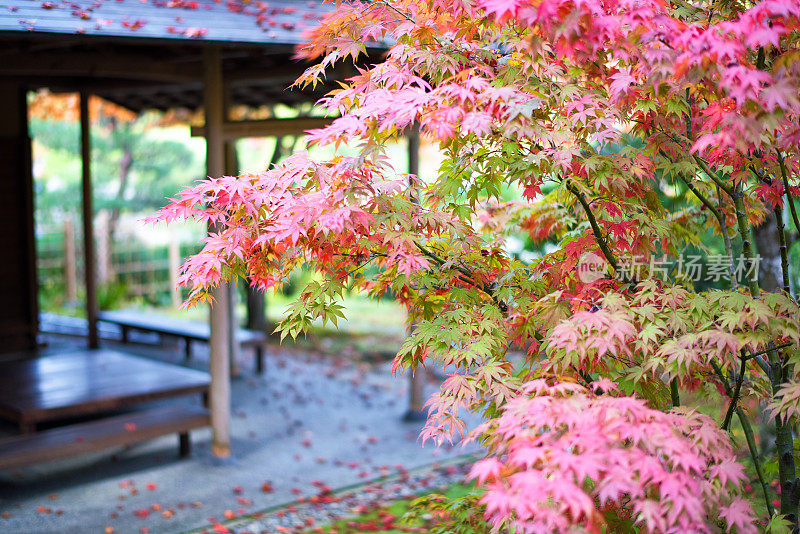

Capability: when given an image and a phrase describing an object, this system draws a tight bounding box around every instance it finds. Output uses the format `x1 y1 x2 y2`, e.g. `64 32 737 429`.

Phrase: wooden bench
0 405 210 471
98 310 268 374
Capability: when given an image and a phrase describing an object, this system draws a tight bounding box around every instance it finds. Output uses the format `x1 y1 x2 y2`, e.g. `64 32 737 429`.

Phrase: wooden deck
0 350 210 433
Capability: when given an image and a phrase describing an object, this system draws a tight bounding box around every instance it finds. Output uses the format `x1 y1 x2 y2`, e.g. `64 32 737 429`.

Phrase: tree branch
777 150 800 237
744 342 792 362
565 181 628 280
711 360 775 517
731 186 760 298
675 172 737 286
716 186 737 289
650 123 733 198
658 147 736 287
774 204 792 296
413 241 499 305
693 154 735 198
738 407 776 518
722 352 746 431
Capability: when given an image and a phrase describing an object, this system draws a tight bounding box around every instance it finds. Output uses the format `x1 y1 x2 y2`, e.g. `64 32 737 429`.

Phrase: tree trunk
64 219 77 301
756 211 800 528
95 210 112 284
108 147 132 240
753 214 782 293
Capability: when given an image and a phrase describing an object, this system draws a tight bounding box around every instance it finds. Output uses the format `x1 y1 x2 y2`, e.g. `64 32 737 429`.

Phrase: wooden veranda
0 0 372 460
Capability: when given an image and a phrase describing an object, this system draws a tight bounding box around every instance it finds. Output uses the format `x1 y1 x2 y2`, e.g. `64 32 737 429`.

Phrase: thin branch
565 181 626 279
744 342 793 361
678 174 725 226
711 360 775 517
774 204 792 296
693 154 735 197
777 150 800 236
414 242 480 285
649 123 734 198
716 186 737 289
413 241 498 305
722 352 746 430
659 147 736 286
751 354 772 376
676 173 737 285
731 187 760 298
752 163 793 298
737 408 776 518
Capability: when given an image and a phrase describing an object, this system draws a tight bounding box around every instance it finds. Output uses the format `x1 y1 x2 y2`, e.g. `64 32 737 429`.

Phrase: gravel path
193 456 477 534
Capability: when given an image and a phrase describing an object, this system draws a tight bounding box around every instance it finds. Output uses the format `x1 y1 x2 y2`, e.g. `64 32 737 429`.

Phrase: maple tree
154 0 800 531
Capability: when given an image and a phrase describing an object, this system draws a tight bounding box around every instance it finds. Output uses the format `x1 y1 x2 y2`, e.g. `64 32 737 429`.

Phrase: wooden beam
22 85 38 347
191 117 334 140
80 91 98 349
204 47 232 459
0 52 200 84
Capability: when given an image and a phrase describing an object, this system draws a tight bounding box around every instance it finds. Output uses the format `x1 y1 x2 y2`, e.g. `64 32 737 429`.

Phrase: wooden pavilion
0 0 376 460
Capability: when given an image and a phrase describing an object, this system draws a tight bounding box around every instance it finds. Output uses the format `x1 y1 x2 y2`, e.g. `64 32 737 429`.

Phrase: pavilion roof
0 0 358 111
0 0 326 45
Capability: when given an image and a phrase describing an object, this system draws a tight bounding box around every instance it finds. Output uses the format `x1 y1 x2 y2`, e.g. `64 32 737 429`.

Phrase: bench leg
256 346 265 375
121 326 129 343
179 432 190 458
184 339 192 361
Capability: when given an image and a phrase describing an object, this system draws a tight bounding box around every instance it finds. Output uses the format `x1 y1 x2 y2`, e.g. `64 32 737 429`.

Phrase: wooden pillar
204 47 232 458
0 83 38 353
403 128 426 422
168 237 181 308
80 91 99 349
402 321 427 422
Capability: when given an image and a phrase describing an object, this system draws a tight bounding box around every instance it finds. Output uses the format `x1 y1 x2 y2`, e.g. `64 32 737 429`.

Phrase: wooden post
64 219 77 301
0 83 38 352
80 91 99 349
204 47 232 458
403 128 426 422
168 237 181 309
402 319 426 422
